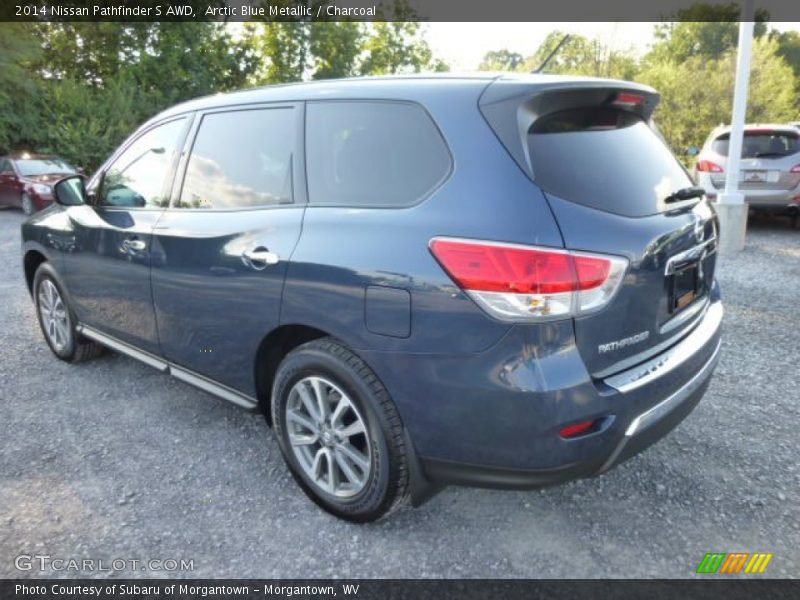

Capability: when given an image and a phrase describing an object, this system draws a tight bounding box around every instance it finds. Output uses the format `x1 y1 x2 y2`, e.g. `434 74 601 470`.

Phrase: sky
423 22 800 71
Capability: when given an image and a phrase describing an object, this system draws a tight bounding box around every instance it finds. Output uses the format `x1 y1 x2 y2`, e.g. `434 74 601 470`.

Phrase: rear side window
713 130 800 158
305 101 451 207
527 107 693 218
178 108 295 209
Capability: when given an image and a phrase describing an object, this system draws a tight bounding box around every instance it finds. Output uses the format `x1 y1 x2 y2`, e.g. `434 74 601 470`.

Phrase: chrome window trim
603 301 723 394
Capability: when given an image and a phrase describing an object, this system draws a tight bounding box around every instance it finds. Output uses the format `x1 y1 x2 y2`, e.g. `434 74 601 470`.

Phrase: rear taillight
696 160 724 173
790 164 800 173
429 238 628 321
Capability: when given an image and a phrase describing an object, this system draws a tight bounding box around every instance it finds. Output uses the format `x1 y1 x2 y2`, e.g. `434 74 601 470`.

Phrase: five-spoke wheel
272 338 408 522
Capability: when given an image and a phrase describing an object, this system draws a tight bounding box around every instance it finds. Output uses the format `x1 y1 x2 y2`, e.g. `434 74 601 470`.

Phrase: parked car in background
695 125 800 225
0 154 77 215
22 75 722 521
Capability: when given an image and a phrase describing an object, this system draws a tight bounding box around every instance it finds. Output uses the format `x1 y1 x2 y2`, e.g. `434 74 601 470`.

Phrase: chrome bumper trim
604 301 723 394
598 339 721 473
624 339 721 437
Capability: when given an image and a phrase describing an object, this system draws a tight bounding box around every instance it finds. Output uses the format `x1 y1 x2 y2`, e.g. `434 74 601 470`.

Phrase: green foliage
639 37 797 160
649 3 769 64
39 76 143 171
248 0 446 83
477 31 638 80
0 24 42 153
478 50 525 72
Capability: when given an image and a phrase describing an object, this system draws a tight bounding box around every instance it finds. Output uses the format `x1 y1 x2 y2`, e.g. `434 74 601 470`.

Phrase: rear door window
527 107 693 217
305 101 451 207
177 108 296 209
712 130 800 158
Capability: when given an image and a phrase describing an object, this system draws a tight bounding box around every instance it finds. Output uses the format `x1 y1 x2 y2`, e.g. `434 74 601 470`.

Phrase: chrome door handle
121 239 146 252
242 248 280 268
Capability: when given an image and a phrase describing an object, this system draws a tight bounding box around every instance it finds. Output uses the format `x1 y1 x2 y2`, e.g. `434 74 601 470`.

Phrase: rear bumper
361 294 723 491
698 174 800 209
420 334 720 489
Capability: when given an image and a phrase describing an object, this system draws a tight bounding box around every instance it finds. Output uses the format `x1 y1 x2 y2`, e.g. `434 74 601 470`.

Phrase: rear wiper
753 152 785 158
664 186 705 204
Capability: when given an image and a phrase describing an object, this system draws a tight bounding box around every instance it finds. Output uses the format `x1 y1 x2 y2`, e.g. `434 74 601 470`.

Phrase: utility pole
717 0 755 254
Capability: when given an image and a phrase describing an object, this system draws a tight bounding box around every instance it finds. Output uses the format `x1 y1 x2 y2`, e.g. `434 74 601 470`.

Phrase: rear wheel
33 264 104 363
21 193 35 216
271 338 408 522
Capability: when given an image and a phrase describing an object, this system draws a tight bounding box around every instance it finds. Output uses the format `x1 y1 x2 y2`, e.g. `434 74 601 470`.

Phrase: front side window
100 118 186 208
305 101 451 207
177 108 295 209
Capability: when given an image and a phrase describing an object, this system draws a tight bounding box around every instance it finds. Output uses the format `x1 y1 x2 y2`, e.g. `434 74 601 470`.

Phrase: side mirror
687 146 700 157
53 175 87 207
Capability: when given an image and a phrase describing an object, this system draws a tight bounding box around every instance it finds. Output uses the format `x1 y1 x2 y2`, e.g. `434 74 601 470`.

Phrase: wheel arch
23 249 48 296
254 323 331 424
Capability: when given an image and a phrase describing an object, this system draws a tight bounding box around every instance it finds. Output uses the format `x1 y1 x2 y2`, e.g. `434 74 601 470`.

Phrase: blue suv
22 75 722 521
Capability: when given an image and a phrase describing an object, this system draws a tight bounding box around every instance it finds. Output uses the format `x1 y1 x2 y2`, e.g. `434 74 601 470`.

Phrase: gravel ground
0 208 798 579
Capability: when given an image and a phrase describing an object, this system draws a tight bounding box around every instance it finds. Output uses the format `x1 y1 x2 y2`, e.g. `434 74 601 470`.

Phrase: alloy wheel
22 195 34 216
38 279 71 352
285 376 372 498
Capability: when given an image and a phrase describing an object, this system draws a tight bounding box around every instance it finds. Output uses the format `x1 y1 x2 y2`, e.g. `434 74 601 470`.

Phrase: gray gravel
0 208 798 579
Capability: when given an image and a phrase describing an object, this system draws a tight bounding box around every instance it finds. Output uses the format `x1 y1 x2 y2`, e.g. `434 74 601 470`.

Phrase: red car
0 154 78 215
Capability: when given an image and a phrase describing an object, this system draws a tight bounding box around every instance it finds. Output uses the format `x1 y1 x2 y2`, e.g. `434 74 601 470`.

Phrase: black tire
33 263 104 363
21 193 35 216
271 337 408 522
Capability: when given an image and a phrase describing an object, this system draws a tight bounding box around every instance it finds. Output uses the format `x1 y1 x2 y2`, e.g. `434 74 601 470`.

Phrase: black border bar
2 0 800 22
2 579 799 600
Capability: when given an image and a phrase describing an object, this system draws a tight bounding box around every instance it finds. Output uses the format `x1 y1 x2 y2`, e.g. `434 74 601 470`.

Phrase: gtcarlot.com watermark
15 554 194 573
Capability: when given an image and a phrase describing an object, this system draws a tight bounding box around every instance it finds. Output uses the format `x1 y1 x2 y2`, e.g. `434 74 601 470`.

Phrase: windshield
712 131 800 158
16 159 76 177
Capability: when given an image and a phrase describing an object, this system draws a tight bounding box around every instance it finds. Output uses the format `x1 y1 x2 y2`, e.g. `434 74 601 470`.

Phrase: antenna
533 34 571 74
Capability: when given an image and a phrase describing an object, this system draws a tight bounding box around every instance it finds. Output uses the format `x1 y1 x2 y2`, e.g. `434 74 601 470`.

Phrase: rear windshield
527 107 693 217
712 130 800 158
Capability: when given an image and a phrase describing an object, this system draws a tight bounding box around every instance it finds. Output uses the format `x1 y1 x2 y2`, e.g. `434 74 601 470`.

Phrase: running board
76 324 258 410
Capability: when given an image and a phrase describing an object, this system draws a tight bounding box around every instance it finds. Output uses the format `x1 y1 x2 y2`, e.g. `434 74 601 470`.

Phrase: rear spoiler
478 75 660 180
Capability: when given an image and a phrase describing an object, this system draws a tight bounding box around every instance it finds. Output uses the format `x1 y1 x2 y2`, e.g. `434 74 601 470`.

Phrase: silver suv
695 124 800 224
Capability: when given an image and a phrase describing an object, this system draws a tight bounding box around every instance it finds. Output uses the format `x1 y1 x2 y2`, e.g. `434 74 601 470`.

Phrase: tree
647 3 769 65
638 37 797 159
0 24 43 152
248 0 447 83
520 31 638 80
772 29 800 86
478 50 525 72
310 22 364 79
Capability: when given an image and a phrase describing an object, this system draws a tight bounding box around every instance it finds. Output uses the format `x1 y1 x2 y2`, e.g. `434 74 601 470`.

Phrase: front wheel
33 263 104 363
271 338 408 522
21 193 35 216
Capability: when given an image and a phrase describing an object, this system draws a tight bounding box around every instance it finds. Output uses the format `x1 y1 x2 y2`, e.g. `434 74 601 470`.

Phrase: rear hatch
709 128 800 190
480 76 719 376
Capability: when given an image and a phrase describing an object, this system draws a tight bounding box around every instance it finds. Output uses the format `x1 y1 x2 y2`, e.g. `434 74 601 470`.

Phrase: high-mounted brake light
697 159 724 173
429 238 628 322
791 164 800 173
612 92 645 108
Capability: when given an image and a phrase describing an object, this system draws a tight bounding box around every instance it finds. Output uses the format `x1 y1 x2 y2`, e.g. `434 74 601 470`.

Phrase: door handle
121 238 146 252
242 247 280 269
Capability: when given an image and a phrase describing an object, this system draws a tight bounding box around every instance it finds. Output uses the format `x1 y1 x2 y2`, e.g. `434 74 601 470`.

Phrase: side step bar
76 324 258 410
